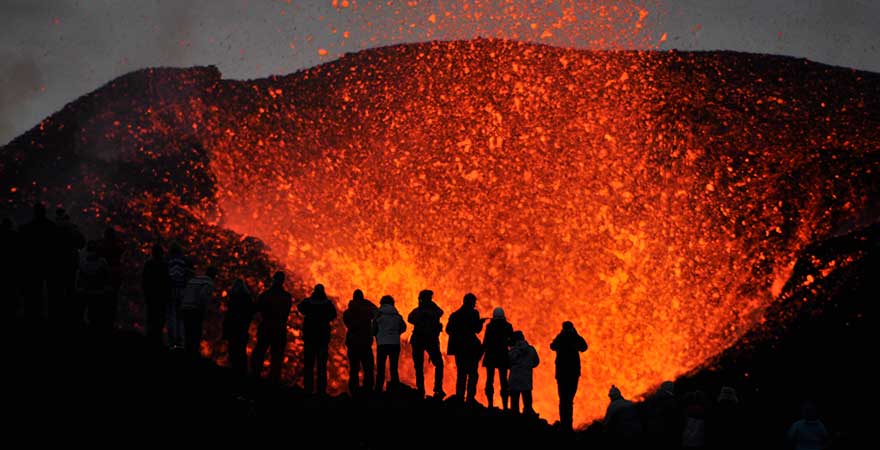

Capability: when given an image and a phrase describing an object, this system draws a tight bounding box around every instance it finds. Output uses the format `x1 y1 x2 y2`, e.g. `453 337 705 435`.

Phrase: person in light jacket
373 295 406 392
508 330 539 415
180 266 217 356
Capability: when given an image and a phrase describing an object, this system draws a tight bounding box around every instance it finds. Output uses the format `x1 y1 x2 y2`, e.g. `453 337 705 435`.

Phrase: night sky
2 0 878 145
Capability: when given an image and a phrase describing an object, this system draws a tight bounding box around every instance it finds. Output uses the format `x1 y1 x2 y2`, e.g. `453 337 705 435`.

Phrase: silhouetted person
142 243 171 344
373 295 406 392
19 203 55 321
78 240 112 333
49 208 85 327
550 321 588 431
297 283 337 395
166 242 193 348
181 266 217 356
641 381 679 450
342 289 377 395
1 218 21 323
508 330 539 415
97 227 124 327
482 307 513 410
251 272 292 382
605 385 643 449
408 289 445 399
223 279 255 376
709 386 743 450
446 292 485 404
681 390 708 450
786 401 829 450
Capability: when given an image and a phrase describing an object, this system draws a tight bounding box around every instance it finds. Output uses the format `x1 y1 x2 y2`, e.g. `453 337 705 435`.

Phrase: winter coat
407 300 444 347
297 294 337 343
256 285 293 337
78 255 111 296
181 275 214 312
343 297 378 348
446 306 483 358
142 257 171 306
787 419 829 450
167 255 193 291
605 397 643 438
482 318 513 368
373 303 407 346
508 339 539 391
550 328 588 380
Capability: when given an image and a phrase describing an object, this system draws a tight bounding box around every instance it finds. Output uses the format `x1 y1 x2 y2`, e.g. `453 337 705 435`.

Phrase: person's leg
347 347 359 394
484 366 496 408
363 346 375 393
454 355 466 400
183 310 199 355
412 345 426 396
251 334 269 377
511 391 521 414
303 341 315 393
500 367 510 410
375 345 388 392
523 390 534 415
389 345 400 387
466 357 479 402
269 333 287 383
317 342 329 395
428 344 445 397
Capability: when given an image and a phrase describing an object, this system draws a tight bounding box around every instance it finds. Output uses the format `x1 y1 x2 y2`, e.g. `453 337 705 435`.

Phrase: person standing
180 266 217 356
482 307 513 409
297 283 337 395
550 321 588 431
142 243 171 345
508 330 540 415
342 289 378 395
166 243 193 349
223 278 255 376
407 289 445 399
446 292 485 404
251 272 292 382
372 295 406 392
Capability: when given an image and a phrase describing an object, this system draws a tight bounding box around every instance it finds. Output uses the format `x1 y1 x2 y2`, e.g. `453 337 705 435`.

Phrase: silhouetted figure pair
142 244 171 344
166 243 193 348
550 321 588 431
181 266 217 356
482 307 513 409
342 289 377 395
508 330 539 415
605 385 643 449
78 240 112 333
408 289 445 399
223 279 255 376
251 272 292 382
373 295 406 392
446 292 485 404
297 284 337 395
20 203 56 321
641 381 679 450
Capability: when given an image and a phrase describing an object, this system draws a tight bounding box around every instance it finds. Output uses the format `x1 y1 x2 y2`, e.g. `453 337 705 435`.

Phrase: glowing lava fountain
2 40 878 425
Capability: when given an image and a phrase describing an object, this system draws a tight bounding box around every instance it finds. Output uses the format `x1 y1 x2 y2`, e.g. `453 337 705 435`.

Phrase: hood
378 303 399 315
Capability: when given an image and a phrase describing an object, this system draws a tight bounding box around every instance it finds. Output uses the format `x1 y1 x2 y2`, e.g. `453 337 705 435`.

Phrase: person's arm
550 334 560 351
398 315 407 334
578 335 588 352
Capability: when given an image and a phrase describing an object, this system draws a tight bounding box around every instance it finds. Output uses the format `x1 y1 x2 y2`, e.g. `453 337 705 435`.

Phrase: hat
717 386 738 404
492 307 505 319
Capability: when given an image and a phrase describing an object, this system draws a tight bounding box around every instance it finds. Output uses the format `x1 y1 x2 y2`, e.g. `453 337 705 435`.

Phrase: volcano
2 39 878 425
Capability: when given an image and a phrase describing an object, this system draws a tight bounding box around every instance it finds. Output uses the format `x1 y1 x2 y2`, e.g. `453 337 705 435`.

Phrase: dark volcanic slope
1 39 878 424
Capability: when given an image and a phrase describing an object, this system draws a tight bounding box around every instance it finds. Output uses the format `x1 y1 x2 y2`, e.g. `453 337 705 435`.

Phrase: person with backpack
372 295 406 392
180 266 217 356
508 330 539 415
407 289 445 399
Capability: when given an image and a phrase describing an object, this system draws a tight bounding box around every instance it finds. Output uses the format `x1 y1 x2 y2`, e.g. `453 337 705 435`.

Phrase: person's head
85 240 99 255
272 271 285 286
169 241 183 256
32 202 46 219
380 295 395 306
801 400 819 421
55 207 69 222
418 289 433 304
492 307 505 320
353 289 364 301
512 330 524 342
717 386 738 404
659 381 675 396
312 283 326 299
205 266 218 279
231 278 248 294
609 385 623 401
463 292 476 308
562 321 575 332
151 243 164 259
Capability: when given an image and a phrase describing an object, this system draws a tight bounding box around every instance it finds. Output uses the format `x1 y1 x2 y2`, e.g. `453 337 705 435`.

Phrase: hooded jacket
343 297 378 348
181 275 214 312
482 317 513 368
297 293 338 343
550 327 588 379
508 338 540 391
373 303 407 346
407 300 444 347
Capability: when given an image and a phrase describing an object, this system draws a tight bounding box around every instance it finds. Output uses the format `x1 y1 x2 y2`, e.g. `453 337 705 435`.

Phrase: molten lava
2 40 878 426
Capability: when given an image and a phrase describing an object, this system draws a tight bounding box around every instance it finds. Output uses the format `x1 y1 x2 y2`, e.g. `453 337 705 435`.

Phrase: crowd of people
2 203 833 447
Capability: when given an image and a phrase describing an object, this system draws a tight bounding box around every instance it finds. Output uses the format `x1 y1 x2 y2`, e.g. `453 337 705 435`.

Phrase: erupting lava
2 40 878 426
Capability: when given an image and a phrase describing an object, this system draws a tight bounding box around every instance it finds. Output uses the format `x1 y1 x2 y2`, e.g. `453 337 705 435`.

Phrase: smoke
0 55 43 144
